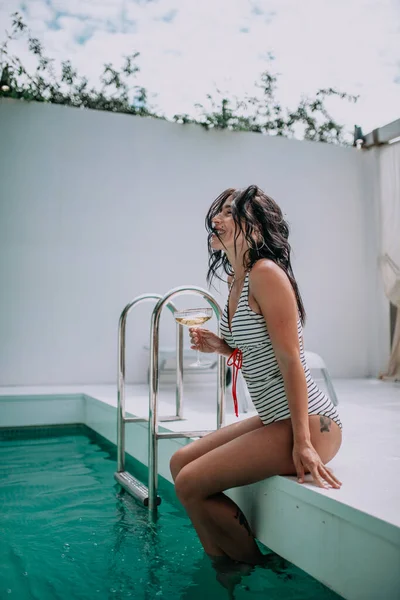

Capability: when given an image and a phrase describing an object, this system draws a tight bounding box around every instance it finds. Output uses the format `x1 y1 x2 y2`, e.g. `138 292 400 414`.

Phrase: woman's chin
210 240 224 251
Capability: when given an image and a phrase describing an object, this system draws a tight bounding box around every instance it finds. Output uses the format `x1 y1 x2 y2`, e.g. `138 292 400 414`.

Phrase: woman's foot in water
259 552 289 575
209 555 254 598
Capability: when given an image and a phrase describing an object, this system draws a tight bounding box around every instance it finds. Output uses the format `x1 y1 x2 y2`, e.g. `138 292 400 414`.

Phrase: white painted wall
0 99 388 385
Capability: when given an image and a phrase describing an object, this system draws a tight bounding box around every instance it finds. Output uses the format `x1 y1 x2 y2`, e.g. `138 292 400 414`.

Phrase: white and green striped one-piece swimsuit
220 272 342 428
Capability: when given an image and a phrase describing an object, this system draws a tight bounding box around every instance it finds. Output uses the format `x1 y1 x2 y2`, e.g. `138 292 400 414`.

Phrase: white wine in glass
174 307 213 368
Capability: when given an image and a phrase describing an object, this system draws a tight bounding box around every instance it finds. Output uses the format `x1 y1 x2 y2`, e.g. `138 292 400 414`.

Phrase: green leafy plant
0 12 154 117
1 12 357 144
174 73 358 144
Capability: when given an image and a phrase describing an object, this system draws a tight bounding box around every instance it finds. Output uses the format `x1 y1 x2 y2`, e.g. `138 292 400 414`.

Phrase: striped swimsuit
220 272 342 428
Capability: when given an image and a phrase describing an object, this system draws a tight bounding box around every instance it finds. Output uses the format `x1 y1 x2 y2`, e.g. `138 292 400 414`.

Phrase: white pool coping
1 378 399 600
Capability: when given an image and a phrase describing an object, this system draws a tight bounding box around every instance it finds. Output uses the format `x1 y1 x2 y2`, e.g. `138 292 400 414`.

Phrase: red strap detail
227 348 243 418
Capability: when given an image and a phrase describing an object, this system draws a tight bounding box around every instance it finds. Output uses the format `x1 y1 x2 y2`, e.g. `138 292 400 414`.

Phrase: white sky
1 0 399 136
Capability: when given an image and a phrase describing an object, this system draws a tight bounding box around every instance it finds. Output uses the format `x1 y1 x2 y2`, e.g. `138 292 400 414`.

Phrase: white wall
0 99 388 385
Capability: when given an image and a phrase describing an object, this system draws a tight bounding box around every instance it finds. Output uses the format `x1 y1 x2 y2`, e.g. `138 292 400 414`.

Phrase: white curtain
379 143 400 381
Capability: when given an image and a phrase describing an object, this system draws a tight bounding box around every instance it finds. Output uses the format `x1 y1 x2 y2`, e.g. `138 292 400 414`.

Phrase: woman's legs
172 416 342 564
170 415 264 480
170 416 264 557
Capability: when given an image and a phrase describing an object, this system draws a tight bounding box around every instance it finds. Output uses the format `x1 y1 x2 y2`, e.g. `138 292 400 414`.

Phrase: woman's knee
170 446 191 482
174 464 201 506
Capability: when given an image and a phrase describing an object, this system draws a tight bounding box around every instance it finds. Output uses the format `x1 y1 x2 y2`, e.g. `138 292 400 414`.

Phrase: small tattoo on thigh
320 416 331 433
234 508 253 537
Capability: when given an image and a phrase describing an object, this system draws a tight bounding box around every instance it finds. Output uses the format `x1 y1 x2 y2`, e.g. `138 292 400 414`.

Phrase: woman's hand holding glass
189 328 232 357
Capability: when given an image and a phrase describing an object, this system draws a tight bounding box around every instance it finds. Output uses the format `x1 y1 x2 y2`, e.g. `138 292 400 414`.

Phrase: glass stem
195 326 202 366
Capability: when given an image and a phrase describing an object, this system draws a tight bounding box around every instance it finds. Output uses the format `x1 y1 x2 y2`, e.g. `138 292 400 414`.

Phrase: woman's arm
250 260 340 489
189 328 234 357
250 260 311 444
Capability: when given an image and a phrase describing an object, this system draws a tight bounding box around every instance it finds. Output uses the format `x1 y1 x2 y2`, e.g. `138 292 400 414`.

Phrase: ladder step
114 471 161 507
159 415 185 422
124 415 185 424
157 430 214 439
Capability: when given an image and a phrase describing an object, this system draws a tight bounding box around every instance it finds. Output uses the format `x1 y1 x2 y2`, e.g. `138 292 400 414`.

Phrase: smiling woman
169 184 343 570
205 186 306 325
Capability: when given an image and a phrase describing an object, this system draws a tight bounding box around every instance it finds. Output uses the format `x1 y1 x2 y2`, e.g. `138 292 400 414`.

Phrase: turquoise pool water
0 426 341 599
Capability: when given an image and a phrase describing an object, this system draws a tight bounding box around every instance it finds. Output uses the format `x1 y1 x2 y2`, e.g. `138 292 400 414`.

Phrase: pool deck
1 378 399 599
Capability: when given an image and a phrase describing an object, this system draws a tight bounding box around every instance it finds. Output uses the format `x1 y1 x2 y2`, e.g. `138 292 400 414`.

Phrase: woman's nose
212 216 221 226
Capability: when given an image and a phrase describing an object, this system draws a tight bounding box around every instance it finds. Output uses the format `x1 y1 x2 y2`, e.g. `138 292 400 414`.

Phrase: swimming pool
0 425 342 599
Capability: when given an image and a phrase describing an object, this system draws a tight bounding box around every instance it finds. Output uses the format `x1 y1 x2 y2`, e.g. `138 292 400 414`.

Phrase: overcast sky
1 0 399 135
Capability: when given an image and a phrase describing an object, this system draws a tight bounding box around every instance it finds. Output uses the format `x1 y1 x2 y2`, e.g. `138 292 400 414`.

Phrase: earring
255 240 265 256
257 237 266 252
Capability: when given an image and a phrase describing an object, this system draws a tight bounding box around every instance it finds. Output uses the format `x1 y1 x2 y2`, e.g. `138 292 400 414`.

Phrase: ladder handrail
148 286 225 511
117 294 183 472
115 288 225 512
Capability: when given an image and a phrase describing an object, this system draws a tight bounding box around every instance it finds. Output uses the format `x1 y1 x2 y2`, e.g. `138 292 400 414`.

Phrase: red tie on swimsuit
227 348 243 417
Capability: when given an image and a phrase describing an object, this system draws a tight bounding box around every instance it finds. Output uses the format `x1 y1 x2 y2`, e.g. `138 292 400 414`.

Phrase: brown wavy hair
205 184 306 324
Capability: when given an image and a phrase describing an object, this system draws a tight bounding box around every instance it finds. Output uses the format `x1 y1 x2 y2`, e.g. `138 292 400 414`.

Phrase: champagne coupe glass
174 307 213 368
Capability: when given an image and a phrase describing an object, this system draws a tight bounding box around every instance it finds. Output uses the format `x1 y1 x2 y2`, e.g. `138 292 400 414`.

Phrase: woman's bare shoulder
251 258 284 276
250 259 290 288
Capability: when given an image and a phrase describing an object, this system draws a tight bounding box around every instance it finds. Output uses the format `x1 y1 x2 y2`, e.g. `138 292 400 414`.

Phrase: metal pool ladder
114 287 226 512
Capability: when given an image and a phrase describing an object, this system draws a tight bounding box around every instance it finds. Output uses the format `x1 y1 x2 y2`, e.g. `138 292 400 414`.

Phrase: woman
170 185 342 567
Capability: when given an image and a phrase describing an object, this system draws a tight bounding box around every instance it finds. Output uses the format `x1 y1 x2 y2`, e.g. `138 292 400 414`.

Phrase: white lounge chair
304 350 339 407
235 350 339 413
